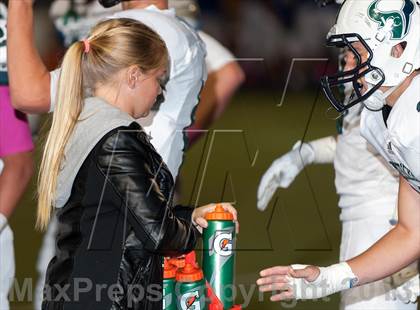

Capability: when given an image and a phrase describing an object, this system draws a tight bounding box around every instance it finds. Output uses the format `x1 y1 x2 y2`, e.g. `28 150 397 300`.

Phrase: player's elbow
396 221 420 255
9 86 51 114
226 62 245 87
10 91 28 112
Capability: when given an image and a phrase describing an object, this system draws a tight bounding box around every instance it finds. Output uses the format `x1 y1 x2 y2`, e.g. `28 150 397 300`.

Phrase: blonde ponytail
37 42 85 230
36 18 168 230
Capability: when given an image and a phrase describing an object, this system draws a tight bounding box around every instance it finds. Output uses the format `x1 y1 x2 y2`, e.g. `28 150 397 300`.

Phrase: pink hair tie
83 39 90 53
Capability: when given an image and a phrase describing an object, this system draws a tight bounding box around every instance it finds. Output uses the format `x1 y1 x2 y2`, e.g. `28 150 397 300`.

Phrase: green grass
10 90 343 309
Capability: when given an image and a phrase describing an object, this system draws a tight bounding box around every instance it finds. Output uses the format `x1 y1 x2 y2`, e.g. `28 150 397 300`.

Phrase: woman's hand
192 202 239 234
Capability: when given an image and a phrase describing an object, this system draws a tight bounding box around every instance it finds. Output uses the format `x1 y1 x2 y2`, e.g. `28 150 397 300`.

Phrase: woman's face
132 66 167 119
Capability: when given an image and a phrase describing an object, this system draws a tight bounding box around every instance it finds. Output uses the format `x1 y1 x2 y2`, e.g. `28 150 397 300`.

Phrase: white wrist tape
307 136 337 164
289 263 358 300
0 213 8 233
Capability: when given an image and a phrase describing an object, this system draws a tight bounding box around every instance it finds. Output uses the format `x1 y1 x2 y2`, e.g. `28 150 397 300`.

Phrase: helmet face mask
321 0 420 113
321 33 385 113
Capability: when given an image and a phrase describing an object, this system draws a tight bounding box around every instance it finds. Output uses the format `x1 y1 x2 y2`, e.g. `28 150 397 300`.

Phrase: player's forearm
348 223 419 286
213 62 245 119
7 1 51 113
192 72 218 131
348 177 420 285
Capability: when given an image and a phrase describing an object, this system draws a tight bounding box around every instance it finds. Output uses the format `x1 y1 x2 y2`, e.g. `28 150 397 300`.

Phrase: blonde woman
38 18 237 310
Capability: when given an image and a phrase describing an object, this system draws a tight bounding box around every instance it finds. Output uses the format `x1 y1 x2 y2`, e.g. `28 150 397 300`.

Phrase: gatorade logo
180 291 201 310
214 233 233 256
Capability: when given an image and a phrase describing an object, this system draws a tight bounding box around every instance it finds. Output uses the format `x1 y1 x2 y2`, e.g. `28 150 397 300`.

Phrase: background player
0 2 34 309
257 0 420 302
168 0 245 144
47 0 245 146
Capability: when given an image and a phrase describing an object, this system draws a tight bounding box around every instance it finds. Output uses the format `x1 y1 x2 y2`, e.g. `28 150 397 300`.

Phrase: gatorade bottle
202 205 236 309
176 263 207 310
163 260 177 310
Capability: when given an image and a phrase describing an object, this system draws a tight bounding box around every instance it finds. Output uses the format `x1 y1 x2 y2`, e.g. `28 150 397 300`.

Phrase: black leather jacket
42 122 199 310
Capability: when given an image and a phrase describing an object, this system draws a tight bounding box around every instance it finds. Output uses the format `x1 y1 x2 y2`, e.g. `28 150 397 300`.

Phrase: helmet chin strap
363 83 400 111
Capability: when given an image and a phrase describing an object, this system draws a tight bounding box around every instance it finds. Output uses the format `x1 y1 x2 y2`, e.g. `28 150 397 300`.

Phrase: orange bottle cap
168 256 186 269
205 204 234 221
185 251 198 267
164 260 177 279
176 263 204 282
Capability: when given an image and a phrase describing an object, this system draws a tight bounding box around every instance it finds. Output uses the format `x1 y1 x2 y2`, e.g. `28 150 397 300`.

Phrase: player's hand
257 265 320 301
192 203 239 234
257 141 314 211
257 266 294 300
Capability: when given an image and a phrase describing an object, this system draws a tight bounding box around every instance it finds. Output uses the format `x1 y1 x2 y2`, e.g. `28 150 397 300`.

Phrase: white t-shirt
361 75 420 193
50 5 207 178
198 30 234 73
334 103 399 220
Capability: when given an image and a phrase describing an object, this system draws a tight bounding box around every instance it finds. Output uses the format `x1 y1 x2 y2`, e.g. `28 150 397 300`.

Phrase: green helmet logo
368 0 415 39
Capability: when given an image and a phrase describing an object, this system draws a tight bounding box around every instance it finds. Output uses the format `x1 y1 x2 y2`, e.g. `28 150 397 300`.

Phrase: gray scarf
55 97 135 208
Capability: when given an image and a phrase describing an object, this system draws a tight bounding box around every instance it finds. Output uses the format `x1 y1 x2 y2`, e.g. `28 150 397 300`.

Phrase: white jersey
50 5 207 178
334 101 399 219
198 31 234 73
361 75 420 193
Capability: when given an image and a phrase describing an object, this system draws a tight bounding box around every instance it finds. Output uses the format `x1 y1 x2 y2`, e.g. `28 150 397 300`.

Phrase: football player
257 0 418 308
47 0 244 146
169 0 245 144
257 0 420 303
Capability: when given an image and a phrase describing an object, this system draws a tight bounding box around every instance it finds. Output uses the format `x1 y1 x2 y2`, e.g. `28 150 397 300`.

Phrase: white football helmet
321 0 420 112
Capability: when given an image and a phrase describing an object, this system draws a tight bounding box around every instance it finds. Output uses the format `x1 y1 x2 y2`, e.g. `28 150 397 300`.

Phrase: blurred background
6 0 352 309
